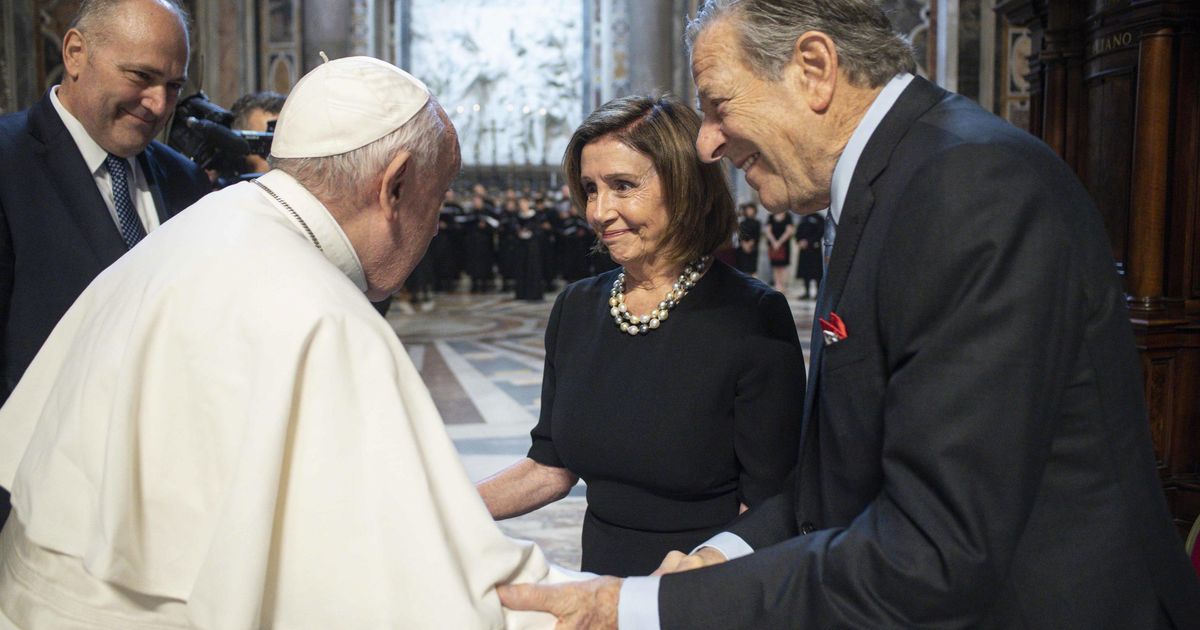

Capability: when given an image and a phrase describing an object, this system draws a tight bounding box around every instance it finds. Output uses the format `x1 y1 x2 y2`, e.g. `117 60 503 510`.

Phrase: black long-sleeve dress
527 260 805 576
513 211 545 301
433 202 464 291
463 209 497 291
557 214 593 282
735 216 761 275
793 212 825 281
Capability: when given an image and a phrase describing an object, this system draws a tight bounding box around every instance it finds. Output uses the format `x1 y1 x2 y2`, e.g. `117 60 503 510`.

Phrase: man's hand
651 546 727 576
498 576 621 630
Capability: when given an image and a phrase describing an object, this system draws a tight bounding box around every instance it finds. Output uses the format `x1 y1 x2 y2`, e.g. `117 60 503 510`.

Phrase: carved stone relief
406 0 584 167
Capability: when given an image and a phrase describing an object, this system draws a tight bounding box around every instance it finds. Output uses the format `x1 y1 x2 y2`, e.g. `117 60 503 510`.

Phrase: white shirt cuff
693 531 753 560
618 575 661 630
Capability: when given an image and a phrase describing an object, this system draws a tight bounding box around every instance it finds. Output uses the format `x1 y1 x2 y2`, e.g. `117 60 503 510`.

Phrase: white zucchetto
271 55 431 159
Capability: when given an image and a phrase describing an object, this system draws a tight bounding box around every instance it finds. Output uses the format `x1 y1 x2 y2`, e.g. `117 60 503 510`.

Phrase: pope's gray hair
270 98 447 207
686 0 915 87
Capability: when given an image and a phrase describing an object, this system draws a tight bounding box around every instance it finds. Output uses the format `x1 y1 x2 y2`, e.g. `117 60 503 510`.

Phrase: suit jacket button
800 521 816 535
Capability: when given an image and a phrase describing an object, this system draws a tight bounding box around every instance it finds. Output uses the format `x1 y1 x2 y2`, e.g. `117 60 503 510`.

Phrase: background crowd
413 184 619 304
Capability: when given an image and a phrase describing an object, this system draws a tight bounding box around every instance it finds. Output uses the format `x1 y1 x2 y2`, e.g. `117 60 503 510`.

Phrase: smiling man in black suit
499 1 1200 628
0 0 210 527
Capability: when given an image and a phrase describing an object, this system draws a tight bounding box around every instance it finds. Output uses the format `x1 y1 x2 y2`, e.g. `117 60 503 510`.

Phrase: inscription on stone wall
1090 31 1135 56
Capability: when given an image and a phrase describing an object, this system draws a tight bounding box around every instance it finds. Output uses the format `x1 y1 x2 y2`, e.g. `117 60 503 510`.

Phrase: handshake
500 546 729 629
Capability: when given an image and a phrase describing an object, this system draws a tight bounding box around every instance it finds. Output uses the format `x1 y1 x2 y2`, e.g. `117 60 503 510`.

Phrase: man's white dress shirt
49 85 163 235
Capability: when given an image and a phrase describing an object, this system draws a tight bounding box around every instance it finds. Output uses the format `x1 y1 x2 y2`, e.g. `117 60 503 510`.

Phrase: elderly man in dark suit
499 1 1200 628
0 0 209 526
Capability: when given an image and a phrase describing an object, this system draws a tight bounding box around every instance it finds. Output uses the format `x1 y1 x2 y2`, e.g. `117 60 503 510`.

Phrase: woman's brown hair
563 95 736 265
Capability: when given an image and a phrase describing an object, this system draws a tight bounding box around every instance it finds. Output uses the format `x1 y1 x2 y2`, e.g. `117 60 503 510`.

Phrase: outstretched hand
499 576 622 630
651 546 727 576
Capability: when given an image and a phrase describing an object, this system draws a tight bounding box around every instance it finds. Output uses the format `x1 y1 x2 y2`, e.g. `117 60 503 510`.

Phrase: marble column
192 0 250 108
0 0 21 113
625 0 675 95
1 0 40 114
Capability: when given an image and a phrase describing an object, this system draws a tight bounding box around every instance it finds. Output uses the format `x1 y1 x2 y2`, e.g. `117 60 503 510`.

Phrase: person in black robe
433 191 465 292
512 199 545 301
793 210 825 298
734 202 761 277
463 194 497 293
538 196 561 290
556 205 593 282
497 199 521 292
405 248 435 307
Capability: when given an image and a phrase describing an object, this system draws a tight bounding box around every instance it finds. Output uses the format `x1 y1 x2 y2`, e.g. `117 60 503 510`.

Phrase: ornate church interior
1 0 1198 577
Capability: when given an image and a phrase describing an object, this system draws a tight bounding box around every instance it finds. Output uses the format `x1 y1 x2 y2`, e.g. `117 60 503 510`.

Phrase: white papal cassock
0 170 572 629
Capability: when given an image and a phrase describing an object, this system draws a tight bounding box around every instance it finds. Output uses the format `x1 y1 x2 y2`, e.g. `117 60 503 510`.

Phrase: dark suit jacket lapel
138 145 172 224
28 93 128 265
801 77 948 432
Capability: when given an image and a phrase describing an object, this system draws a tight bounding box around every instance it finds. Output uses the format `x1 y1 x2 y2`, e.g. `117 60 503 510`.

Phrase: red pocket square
819 312 848 345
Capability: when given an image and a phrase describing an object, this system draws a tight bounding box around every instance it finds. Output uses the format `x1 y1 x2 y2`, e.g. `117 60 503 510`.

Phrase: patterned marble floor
387 282 818 570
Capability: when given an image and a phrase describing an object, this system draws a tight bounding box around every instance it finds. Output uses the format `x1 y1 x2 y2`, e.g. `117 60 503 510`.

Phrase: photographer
231 91 285 173
170 91 275 187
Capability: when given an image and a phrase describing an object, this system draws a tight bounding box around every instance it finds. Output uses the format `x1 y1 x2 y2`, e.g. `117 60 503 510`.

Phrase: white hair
270 98 447 207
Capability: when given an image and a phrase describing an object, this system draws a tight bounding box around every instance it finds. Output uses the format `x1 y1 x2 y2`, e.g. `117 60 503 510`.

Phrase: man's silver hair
270 99 447 207
685 0 915 88
71 0 191 43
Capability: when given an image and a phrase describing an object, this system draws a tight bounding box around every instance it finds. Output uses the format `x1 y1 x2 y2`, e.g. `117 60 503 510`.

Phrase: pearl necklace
609 256 710 336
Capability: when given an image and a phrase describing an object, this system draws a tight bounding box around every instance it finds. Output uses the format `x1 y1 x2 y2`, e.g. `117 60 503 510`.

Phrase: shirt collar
828 73 914 224
254 170 369 293
49 84 119 176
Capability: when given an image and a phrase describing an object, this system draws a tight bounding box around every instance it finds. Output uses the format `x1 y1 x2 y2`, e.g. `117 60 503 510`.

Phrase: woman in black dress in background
793 210 825 298
512 198 545 301
557 204 593 282
764 212 795 292
734 202 761 277
477 95 804 577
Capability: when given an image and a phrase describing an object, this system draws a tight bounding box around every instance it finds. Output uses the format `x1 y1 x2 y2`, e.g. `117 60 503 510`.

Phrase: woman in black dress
557 204 593 282
477 95 804 577
734 202 761 277
462 195 497 293
497 199 521 292
793 211 825 298
512 198 545 301
764 212 795 292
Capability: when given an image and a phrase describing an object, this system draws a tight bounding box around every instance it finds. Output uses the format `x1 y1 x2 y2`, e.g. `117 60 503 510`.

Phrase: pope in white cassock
0 56 577 629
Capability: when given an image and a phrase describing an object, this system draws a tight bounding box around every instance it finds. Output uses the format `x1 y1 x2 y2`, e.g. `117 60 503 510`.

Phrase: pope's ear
379 150 414 213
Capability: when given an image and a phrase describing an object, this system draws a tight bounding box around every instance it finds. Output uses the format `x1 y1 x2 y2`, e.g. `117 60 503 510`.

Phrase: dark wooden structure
995 0 1200 537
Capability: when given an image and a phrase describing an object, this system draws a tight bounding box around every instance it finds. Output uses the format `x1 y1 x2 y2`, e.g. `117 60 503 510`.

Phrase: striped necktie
104 153 147 250
822 211 837 274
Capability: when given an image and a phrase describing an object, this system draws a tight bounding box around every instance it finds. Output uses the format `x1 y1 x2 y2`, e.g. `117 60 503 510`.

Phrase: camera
168 92 274 187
